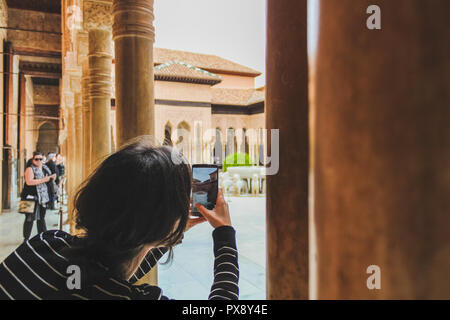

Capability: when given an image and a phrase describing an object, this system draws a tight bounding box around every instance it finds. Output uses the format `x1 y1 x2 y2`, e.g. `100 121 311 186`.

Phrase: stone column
63 91 76 230
81 61 91 179
266 0 309 299
88 29 112 168
85 1 113 169
112 0 157 285
74 92 84 188
63 0 83 232
112 0 155 146
313 0 450 299
18 73 26 190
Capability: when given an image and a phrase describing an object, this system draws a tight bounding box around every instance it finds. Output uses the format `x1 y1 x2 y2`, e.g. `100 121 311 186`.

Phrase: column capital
112 0 155 41
84 0 113 31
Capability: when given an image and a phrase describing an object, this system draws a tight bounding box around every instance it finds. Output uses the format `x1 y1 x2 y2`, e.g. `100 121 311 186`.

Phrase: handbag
18 200 36 214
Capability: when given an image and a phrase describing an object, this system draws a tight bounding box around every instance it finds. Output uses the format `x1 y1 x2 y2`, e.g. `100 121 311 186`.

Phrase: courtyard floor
159 196 266 300
0 204 70 262
0 196 266 300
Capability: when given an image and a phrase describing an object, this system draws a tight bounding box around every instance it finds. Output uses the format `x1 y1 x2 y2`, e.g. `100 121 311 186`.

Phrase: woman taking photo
0 138 239 300
21 151 56 241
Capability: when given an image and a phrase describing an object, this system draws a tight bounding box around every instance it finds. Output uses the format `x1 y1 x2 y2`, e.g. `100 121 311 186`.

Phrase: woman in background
20 151 56 240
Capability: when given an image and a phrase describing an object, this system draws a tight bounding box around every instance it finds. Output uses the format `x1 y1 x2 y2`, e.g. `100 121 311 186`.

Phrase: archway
36 122 59 156
175 121 191 161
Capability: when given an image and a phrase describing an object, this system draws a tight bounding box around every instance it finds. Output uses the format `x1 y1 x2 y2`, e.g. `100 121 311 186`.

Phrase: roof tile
155 60 222 85
154 48 261 77
212 88 264 106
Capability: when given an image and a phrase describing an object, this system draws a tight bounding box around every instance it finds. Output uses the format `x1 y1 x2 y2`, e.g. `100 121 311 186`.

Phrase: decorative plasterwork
66 4 83 32
19 61 62 77
84 0 112 30
0 0 8 36
33 85 60 105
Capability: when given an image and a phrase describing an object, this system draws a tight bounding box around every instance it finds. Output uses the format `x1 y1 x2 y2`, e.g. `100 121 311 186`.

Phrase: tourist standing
21 151 56 240
55 154 65 185
45 153 59 209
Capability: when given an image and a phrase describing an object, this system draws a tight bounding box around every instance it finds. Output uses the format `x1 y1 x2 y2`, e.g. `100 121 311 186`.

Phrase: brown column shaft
266 0 309 299
112 0 157 285
88 29 112 169
313 0 450 299
18 73 26 189
2 41 14 210
113 0 155 146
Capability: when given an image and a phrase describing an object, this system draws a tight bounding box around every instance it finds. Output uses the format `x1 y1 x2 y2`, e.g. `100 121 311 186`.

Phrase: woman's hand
50 173 57 180
42 176 51 183
195 189 232 229
185 200 207 232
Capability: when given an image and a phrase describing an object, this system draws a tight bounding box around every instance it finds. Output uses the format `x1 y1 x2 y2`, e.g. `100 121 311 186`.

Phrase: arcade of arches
0 0 449 299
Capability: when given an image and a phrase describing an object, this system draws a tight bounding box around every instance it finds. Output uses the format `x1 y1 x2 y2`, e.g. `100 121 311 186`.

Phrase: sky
154 0 266 87
193 167 217 183
154 0 319 88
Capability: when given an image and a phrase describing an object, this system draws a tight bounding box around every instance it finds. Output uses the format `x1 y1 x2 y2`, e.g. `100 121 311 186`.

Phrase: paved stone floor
0 196 266 300
0 201 70 262
159 196 266 300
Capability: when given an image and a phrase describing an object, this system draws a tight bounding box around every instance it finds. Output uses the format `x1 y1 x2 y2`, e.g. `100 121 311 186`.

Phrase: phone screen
192 165 219 216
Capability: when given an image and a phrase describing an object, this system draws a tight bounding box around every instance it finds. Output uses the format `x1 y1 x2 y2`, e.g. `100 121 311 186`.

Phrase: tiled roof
154 60 222 85
212 88 265 106
154 48 261 77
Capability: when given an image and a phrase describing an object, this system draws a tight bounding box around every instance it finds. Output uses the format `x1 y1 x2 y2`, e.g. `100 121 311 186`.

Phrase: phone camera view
192 166 219 216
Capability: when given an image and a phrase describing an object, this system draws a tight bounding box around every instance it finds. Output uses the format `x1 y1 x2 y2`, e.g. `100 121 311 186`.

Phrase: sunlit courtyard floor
0 202 70 262
159 196 266 300
0 195 266 300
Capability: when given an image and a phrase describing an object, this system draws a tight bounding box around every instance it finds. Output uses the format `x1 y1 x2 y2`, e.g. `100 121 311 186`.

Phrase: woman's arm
25 167 49 186
208 226 239 300
196 190 240 300
131 226 239 301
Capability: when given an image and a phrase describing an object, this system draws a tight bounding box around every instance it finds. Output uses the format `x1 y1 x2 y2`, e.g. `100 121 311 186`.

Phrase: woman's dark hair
26 151 43 168
68 137 192 279
32 151 42 158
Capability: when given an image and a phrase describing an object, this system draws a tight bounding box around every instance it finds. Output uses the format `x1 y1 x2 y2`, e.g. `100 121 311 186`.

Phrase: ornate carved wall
7 8 61 52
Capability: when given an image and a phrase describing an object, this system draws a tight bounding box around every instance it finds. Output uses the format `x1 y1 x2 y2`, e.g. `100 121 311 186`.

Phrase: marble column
112 0 157 285
88 28 112 169
266 0 309 299
313 0 450 299
64 92 76 231
74 93 84 189
81 62 91 179
112 0 155 146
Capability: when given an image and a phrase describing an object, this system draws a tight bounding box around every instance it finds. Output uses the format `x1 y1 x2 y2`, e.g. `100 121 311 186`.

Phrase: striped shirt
0 226 239 300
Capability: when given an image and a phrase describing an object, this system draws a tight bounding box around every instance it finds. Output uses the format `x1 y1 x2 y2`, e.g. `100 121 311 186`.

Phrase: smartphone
192 164 219 217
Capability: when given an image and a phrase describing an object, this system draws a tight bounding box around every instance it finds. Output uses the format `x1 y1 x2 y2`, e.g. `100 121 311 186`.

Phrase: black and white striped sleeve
208 226 239 300
129 247 168 284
